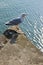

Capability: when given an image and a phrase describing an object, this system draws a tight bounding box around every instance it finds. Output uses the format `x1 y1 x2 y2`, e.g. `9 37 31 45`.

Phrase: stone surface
0 26 43 65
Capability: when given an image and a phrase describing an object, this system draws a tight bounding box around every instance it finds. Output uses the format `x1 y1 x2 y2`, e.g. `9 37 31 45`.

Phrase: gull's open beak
25 13 29 15
24 13 29 17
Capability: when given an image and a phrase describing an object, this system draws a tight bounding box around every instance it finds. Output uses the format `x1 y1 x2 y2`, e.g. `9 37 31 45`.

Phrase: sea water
0 0 43 52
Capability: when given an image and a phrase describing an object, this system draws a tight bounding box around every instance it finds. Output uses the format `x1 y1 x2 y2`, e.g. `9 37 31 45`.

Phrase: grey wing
9 18 22 25
5 18 22 25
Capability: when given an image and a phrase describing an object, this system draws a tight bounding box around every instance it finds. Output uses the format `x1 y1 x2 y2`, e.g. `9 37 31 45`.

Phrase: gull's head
21 13 28 18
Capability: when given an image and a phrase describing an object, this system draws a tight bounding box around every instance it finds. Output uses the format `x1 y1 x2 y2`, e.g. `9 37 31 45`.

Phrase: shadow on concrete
3 29 20 44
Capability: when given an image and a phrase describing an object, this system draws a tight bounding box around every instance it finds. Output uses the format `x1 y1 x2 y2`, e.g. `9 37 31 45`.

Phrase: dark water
0 0 43 51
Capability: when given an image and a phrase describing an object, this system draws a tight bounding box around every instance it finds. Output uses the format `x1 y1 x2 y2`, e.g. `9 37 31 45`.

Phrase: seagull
5 13 27 26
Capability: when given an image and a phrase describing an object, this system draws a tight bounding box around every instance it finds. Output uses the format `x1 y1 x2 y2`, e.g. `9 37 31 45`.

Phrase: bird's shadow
10 34 18 44
3 29 20 44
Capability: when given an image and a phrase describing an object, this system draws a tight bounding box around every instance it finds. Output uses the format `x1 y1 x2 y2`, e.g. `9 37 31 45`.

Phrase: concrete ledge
0 26 43 65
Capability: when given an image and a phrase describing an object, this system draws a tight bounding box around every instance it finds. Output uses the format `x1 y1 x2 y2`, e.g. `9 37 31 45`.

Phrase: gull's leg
14 25 24 34
16 25 24 34
16 25 19 30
